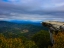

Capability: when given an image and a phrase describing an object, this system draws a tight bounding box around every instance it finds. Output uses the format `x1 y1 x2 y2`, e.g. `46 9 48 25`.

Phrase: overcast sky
0 0 64 21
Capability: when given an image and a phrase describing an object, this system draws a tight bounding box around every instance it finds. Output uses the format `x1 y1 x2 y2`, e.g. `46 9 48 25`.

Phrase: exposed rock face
42 21 64 46
42 21 64 32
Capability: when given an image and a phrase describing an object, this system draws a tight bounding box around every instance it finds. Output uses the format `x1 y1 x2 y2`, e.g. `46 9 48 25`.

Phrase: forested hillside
0 21 48 38
0 30 64 48
0 30 50 48
0 21 64 48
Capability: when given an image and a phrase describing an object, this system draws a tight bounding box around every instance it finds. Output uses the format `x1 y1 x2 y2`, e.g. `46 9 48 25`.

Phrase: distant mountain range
0 20 48 38
8 20 42 26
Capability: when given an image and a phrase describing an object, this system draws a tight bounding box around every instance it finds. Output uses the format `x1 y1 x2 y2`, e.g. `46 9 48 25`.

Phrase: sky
0 0 64 22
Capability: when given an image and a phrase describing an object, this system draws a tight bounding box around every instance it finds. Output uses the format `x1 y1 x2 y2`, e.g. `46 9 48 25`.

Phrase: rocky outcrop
42 21 64 46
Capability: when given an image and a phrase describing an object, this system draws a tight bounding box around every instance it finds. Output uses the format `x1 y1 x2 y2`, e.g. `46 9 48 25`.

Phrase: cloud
0 13 64 21
0 0 64 21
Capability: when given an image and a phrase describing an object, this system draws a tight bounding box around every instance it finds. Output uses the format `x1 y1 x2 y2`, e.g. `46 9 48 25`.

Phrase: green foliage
0 30 51 48
24 41 38 48
32 30 50 48
0 33 38 48
51 32 64 48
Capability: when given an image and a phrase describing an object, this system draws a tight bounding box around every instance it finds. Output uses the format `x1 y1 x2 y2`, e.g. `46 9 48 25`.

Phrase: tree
32 30 51 48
